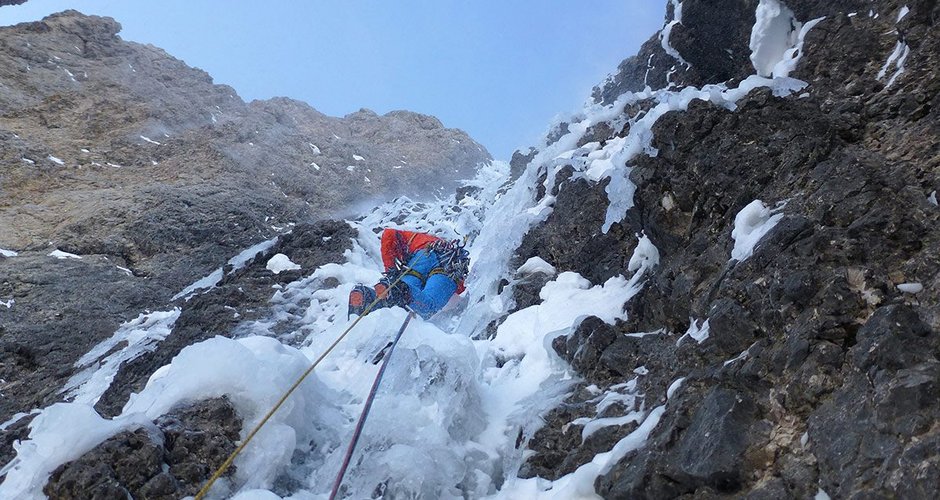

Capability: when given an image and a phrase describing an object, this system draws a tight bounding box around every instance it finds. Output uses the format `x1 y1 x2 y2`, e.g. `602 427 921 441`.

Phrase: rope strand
195 270 412 500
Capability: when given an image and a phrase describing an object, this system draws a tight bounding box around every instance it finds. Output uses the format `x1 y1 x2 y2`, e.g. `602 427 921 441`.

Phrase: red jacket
380 228 465 294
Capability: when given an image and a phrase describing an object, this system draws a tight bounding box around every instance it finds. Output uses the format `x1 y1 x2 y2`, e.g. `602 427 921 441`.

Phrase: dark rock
44 398 241 500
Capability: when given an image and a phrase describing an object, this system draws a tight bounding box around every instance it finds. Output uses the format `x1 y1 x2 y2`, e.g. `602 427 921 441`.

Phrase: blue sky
2 1 665 159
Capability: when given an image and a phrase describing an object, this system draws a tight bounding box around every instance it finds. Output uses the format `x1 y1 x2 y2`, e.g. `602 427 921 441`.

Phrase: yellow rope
195 272 409 500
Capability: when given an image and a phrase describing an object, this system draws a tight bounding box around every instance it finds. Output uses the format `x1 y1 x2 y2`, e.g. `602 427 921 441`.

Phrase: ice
346 165 355 172
21 158 34 164
62 309 181 405
677 318 710 345
139 135 161 145
731 199 784 261
353 154 365 161
749 0 799 77
881 42 910 88
0 336 340 498
0 299 13 308
816 488 832 500
308 143 321 154
47 155 64 165
666 377 686 399
660 0 690 68
310 161 320 170
770 16 825 78
897 5 910 22
172 238 277 301
929 191 938 206
0 248 17 257
267 253 301 274
516 256 556 276
48 249 81 260
897 282 923 294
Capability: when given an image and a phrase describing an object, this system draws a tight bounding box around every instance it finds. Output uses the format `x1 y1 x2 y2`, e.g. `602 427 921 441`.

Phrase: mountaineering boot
348 284 379 318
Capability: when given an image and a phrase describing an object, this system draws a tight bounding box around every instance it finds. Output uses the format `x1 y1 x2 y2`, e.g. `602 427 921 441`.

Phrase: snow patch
0 299 13 309
897 282 923 294
266 253 301 274
628 233 660 273
928 191 938 206
731 199 784 261
677 318 710 345
48 249 81 260
139 135 161 145
516 256 556 276
47 155 64 165
353 154 365 161
897 5 910 22
877 42 910 88
0 248 18 257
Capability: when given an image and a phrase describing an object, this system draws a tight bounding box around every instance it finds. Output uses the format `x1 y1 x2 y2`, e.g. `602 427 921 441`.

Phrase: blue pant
401 250 457 318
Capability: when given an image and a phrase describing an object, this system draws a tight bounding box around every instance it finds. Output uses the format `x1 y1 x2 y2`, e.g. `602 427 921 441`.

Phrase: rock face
0 9 487 436
513 0 940 498
44 398 242 499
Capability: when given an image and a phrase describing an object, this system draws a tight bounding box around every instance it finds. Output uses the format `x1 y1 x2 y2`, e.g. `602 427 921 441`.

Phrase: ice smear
897 5 910 22
62 309 181 405
266 253 300 274
878 42 910 88
172 237 277 301
0 248 18 257
48 249 81 260
731 199 784 261
677 318 710 345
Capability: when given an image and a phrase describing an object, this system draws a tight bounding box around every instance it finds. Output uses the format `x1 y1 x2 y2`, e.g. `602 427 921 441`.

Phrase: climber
348 228 469 320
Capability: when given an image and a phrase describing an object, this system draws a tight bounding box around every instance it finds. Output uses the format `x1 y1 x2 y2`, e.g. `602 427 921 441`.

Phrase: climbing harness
194 267 414 500
329 310 415 500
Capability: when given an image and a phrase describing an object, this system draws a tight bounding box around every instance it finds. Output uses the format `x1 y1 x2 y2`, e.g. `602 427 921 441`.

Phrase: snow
139 135 161 145
308 143 321 154
346 165 356 172
877 42 910 88
47 155 64 165
310 161 320 171
62 309 181 405
929 191 938 206
627 233 660 272
353 154 365 161
749 0 799 77
677 318 710 345
816 488 832 500
0 248 18 257
21 158 34 164
48 249 81 260
731 199 784 261
897 282 923 294
516 256 556 276
266 253 301 274
0 299 13 309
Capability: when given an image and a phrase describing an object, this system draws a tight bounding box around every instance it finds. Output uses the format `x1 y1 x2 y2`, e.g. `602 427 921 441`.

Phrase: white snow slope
0 6 823 500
